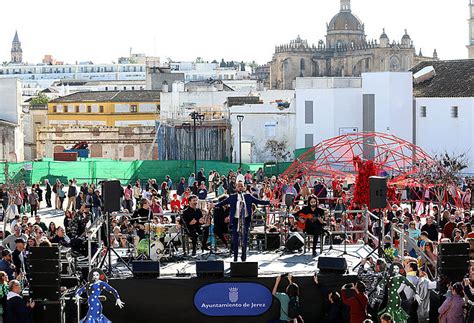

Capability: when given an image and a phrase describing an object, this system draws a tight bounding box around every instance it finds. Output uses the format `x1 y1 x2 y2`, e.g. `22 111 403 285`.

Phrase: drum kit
136 223 182 261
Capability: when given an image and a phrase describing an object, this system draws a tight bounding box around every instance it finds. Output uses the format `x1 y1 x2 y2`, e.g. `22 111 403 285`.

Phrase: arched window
300 59 305 71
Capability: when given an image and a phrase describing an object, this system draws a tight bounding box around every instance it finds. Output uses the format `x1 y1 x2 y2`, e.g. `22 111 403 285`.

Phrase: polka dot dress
379 275 410 323
75 281 121 323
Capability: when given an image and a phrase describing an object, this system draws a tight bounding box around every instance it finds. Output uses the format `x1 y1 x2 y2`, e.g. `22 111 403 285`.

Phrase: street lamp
189 112 205 176
236 115 244 169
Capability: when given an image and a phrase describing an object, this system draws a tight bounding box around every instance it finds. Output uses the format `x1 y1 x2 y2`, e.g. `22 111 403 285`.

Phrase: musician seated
295 195 326 257
131 199 151 225
181 195 208 256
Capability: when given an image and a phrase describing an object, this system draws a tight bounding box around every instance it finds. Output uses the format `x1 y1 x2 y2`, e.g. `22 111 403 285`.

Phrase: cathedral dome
327 11 364 32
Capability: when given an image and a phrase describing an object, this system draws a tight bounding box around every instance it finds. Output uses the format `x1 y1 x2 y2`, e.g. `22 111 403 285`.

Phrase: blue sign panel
194 282 273 316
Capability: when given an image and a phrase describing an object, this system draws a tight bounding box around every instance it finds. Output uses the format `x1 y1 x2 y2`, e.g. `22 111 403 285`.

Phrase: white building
0 63 146 96
413 60 474 171
229 93 295 163
295 60 474 171
0 79 24 162
160 80 295 162
169 62 250 82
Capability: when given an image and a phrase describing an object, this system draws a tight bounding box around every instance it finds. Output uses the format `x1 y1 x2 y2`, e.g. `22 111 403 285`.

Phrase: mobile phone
281 273 289 277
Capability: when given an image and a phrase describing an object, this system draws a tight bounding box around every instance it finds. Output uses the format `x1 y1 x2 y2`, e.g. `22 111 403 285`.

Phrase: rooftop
50 90 161 103
411 60 474 98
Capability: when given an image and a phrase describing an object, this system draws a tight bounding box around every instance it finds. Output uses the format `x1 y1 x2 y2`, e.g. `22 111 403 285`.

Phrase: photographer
341 282 368 323
272 273 303 323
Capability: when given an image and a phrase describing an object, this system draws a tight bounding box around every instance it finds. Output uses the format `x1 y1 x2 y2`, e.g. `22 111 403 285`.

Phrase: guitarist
295 195 326 257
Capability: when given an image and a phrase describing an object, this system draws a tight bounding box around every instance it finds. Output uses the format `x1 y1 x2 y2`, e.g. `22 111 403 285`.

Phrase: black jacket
6 294 31 323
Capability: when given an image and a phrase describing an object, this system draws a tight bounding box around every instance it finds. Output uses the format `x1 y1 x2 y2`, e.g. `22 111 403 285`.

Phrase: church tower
11 31 23 64
469 0 474 58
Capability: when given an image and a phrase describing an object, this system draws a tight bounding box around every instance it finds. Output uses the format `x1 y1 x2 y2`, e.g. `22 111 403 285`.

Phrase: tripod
99 212 132 275
323 213 359 259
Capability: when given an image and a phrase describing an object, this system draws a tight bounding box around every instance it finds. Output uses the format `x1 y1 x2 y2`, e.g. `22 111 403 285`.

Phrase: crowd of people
0 168 473 322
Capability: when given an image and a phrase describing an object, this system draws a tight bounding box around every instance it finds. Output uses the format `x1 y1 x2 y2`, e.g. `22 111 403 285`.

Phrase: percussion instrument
137 239 165 260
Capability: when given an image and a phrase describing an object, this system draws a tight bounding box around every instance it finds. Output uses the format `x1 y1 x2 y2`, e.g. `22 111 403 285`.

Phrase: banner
194 282 272 317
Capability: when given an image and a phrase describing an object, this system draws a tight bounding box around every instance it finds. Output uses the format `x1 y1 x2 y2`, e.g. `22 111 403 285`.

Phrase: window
87 106 91 113
420 106 426 117
105 87 108 91
451 106 458 118
305 134 314 148
123 87 127 90
52 105 57 113
130 105 138 113
75 106 79 113
300 59 305 71
305 101 314 124
99 106 104 113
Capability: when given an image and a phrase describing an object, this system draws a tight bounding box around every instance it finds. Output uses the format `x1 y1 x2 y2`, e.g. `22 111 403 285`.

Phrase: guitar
297 213 326 234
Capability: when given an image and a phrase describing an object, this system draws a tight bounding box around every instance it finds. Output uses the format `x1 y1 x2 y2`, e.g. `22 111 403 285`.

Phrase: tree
264 139 291 162
29 93 50 106
413 152 468 216
195 57 204 63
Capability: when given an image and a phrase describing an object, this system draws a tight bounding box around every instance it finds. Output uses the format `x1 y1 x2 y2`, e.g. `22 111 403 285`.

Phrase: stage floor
112 243 375 278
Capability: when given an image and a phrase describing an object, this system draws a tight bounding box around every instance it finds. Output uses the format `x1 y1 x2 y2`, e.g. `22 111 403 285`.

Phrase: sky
0 0 468 65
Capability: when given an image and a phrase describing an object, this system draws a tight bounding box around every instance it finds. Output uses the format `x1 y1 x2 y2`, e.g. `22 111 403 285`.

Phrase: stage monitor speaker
132 260 160 279
230 262 258 277
264 233 281 250
285 233 304 251
196 260 224 278
369 176 387 209
318 256 347 274
102 180 122 213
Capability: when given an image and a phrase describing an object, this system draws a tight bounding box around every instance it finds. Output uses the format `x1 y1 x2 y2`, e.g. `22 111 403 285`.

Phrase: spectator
379 313 393 323
0 271 9 323
1 225 27 251
341 282 368 323
11 239 26 275
0 251 14 281
442 215 456 241
272 274 301 323
51 226 71 247
314 275 347 323
5 280 34 323
438 282 464 323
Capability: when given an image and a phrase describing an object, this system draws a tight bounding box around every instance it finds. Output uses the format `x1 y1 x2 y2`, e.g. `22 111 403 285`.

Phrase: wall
229 93 296 163
0 79 21 124
36 126 156 161
295 77 363 148
362 72 413 142
415 97 474 171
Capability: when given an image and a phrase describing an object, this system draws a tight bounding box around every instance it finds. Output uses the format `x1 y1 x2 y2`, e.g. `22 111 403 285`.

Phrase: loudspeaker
230 262 258 277
318 256 347 274
29 285 61 301
438 255 470 268
102 180 122 213
196 260 224 278
28 273 60 286
28 259 60 273
438 242 469 256
28 246 60 260
132 260 160 279
264 233 281 250
369 176 387 209
285 233 304 251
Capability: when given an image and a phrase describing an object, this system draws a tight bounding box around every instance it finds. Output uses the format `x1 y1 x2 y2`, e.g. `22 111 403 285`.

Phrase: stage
43 244 375 323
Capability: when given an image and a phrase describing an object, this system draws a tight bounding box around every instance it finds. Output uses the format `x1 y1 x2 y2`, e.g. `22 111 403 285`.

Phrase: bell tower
11 31 23 64
469 0 474 58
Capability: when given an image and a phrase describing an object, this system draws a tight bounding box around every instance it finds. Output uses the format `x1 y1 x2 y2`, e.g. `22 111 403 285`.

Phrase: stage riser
62 275 357 322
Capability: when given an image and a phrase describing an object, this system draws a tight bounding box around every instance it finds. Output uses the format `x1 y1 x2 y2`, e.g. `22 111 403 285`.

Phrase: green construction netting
0 160 290 186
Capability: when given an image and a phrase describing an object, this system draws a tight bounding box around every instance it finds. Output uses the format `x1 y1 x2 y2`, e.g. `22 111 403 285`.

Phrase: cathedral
269 0 437 89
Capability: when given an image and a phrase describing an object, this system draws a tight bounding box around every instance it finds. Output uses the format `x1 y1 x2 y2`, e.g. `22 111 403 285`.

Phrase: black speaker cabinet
438 242 470 256
28 246 60 260
285 233 304 251
230 262 258 277
369 176 387 209
264 233 281 250
132 260 160 279
102 180 122 213
196 260 224 278
318 256 348 274
28 259 60 273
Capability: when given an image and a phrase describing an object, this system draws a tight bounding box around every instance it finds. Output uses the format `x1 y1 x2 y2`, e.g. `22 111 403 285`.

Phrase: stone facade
269 0 437 89
36 126 157 161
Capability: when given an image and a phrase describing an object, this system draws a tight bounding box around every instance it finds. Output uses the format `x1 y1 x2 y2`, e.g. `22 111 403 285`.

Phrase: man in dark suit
181 195 206 256
212 181 270 262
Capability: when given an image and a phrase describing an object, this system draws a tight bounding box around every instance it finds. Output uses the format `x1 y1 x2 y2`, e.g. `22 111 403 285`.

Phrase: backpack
52 184 57 194
287 296 300 319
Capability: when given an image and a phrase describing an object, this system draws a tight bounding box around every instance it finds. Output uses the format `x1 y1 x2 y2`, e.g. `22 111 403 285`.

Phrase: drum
137 239 165 260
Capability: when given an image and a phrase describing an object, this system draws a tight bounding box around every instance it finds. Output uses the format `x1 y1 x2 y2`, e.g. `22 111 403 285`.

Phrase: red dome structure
283 132 462 208
284 132 434 182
